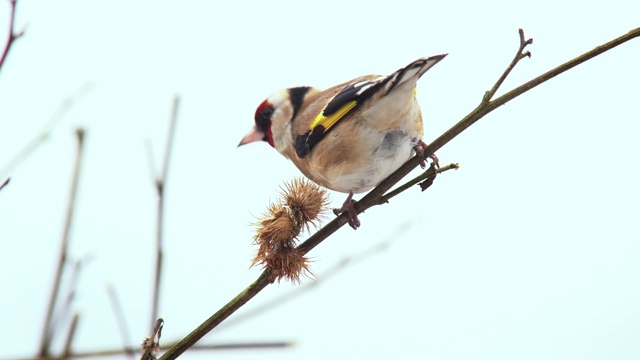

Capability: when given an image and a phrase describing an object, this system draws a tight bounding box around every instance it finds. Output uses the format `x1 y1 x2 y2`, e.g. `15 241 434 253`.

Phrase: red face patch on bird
254 99 275 147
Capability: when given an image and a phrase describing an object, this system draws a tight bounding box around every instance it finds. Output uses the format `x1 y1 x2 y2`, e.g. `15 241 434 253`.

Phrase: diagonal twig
107 284 135 359
158 27 640 360
0 177 9 191
0 82 94 179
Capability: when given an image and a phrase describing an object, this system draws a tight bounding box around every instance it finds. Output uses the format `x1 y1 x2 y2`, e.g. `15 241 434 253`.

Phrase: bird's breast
308 127 417 194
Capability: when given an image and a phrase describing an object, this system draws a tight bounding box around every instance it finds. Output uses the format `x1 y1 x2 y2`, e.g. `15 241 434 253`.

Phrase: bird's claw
414 141 439 169
333 194 360 230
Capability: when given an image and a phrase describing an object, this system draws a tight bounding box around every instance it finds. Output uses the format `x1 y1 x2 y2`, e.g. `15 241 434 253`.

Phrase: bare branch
38 129 86 357
0 0 25 73
158 27 640 360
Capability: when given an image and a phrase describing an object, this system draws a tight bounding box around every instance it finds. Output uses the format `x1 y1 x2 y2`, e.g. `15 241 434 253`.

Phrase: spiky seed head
282 177 329 229
251 178 329 284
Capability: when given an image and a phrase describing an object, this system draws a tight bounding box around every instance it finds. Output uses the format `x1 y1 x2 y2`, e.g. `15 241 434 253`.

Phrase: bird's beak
238 126 264 147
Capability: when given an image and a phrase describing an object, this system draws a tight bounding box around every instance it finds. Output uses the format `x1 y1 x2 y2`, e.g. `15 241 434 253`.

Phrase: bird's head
238 87 318 151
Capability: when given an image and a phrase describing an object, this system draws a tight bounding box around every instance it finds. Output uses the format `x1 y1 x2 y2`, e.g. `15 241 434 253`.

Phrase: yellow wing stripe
310 100 357 132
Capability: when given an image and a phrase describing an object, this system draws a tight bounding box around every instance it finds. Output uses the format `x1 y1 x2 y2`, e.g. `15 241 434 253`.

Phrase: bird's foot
414 140 439 169
333 192 360 230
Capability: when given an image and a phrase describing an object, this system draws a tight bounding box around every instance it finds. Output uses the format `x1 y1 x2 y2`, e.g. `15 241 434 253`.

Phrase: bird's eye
261 107 274 119
256 107 274 131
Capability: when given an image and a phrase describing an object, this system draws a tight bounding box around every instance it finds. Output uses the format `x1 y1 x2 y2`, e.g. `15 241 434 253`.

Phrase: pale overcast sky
1 1 639 359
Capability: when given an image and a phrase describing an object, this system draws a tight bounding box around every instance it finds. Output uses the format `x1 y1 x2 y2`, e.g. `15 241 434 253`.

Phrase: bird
239 54 447 229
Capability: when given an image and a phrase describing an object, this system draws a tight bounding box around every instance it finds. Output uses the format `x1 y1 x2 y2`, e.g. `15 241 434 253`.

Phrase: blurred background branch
0 82 94 179
147 96 180 333
37 129 86 358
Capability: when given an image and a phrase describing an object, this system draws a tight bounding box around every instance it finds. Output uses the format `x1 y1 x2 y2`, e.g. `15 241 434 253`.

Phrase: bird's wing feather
294 57 441 158
294 77 384 158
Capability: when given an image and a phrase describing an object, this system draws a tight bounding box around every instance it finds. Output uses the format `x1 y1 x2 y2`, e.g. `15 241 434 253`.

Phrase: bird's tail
383 53 448 95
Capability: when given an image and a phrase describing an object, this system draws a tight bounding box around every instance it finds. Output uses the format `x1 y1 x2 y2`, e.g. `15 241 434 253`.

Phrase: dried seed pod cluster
252 178 329 283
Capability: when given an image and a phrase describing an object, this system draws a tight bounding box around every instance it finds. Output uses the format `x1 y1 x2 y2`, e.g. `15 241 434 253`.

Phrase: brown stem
38 129 86 357
0 0 25 73
158 27 640 360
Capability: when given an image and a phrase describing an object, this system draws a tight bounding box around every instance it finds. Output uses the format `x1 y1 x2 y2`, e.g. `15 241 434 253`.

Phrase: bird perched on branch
239 54 447 229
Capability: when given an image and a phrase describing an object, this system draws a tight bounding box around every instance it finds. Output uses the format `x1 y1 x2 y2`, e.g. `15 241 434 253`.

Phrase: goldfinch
239 54 447 229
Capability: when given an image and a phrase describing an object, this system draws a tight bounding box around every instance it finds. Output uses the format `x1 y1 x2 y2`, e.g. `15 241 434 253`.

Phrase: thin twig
38 129 86 357
61 313 80 359
0 0 25 73
106 284 135 359
0 177 9 191
483 28 533 103
159 27 640 360
149 96 180 333
379 163 460 205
